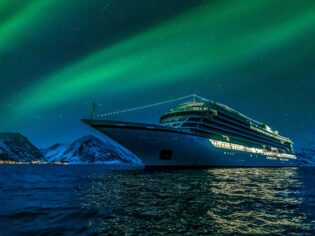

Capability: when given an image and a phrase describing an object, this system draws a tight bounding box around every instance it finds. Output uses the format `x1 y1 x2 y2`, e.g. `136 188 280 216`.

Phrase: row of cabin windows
160 111 207 121
201 123 286 151
218 110 291 146
215 116 292 148
217 111 249 127
206 114 291 148
198 124 288 151
163 119 200 127
163 114 290 150
203 117 287 148
161 111 292 150
192 129 265 150
160 117 186 124
216 106 248 123
163 115 287 150
193 127 290 153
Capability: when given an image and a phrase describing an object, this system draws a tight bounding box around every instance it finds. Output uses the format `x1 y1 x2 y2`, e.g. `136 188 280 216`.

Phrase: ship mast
193 94 196 103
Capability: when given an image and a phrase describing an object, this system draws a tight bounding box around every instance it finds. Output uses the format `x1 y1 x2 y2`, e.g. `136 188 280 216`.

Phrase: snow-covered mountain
0 133 43 162
41 135 143 165
40 143 68 162
297 145 315 166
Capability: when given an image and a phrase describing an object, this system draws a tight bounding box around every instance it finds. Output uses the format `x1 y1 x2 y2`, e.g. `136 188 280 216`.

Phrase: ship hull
83 120 298 167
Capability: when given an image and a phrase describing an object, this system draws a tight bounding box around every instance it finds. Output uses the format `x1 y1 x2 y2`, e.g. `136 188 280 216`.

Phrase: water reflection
206 168 307 234
0 166 314 234
76 168 315 235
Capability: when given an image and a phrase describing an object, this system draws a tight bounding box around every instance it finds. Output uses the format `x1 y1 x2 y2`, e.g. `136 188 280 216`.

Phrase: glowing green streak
94 7 315 94
14 0 315 114
0 0 31 13
0 0 22 11
14 0 270 111
29 0 266 80
0 1 70 52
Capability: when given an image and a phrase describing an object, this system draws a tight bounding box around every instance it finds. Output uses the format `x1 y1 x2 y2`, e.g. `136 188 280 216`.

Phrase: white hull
88 121 297 167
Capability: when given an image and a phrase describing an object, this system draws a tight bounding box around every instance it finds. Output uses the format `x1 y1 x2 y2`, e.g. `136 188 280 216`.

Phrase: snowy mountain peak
42 135 143 165
0 133 43 162
297 145 315 166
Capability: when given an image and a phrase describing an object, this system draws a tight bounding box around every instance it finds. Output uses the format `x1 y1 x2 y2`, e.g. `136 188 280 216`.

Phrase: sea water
0 165 314 235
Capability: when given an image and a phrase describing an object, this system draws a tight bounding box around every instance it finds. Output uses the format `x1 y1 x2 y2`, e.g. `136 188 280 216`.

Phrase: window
160 149 172 160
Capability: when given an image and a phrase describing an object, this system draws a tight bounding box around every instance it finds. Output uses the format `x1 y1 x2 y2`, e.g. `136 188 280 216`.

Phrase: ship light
209 139 296 159
265 125 272 132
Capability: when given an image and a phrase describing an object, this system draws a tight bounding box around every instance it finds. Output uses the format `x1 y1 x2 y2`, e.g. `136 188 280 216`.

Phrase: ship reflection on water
0 166 314 235
76 168 315 235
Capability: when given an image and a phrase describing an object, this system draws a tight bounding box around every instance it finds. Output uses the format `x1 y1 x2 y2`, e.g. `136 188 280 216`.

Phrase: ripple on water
0 166 314 235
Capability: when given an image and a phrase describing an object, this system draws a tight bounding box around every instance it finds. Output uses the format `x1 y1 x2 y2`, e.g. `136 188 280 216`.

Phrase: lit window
209 139 296 159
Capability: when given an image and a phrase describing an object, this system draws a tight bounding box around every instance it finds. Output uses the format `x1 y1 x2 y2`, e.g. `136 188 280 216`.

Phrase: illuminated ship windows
209 139 296 159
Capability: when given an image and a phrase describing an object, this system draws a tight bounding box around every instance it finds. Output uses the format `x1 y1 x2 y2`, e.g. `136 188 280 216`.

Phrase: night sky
1 0 315 149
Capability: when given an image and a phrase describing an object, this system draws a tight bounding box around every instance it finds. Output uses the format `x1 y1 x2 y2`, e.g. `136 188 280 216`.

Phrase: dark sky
1 0 315 149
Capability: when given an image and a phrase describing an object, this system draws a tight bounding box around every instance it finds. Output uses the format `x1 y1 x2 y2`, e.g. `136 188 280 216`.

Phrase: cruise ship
83 95 298 167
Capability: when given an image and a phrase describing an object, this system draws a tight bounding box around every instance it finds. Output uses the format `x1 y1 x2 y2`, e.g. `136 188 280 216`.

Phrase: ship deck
82 119 199 137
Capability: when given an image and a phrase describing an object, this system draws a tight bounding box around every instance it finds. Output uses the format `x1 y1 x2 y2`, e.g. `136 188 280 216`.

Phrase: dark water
0 166 314 235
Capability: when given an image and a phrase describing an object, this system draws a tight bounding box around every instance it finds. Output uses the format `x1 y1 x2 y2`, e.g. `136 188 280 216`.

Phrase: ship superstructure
160 100 295 161
83 94 297 167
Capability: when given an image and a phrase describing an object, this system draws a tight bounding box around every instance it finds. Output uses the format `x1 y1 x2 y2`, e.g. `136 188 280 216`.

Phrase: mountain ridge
41 135 143 165
0 132 43 162
0 133 142 165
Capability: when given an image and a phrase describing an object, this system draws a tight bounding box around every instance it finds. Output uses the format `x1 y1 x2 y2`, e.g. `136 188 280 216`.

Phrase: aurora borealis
1 0 315 147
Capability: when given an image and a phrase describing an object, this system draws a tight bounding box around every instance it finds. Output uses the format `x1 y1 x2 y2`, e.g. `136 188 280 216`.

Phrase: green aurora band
0 0 72 53
11 0 315 114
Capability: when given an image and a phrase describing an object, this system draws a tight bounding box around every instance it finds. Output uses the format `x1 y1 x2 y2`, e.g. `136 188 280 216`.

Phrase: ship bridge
159 101 216 128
